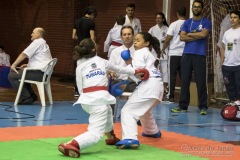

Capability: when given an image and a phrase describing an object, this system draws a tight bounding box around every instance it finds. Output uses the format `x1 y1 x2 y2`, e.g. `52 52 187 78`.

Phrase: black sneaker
18 97 35 105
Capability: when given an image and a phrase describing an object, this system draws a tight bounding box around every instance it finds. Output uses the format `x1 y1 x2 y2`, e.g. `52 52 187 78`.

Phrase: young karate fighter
58 38 149 158
115 32 164 149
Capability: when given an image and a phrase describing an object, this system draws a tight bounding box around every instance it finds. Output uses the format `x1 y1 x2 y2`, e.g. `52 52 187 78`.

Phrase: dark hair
230 10 240 18
156 12 169 27
85 6 97 17
137 32 161 68
116 15 125 25
177 6 187 17
73 38 96 61
126 3 135 9
0 45 4 50
193 0 204 8
120 25 134 36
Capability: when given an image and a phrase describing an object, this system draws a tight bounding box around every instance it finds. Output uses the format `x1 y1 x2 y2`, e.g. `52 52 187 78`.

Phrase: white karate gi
73 56 135 150
104 25 123 58
124 15 141 35
120 47 164 140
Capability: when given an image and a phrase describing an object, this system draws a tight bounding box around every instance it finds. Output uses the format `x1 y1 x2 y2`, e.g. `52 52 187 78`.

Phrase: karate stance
116 32 164 149
58 38 148 158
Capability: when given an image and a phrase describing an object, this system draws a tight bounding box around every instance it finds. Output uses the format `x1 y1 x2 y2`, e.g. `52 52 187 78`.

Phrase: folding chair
14 58 58 107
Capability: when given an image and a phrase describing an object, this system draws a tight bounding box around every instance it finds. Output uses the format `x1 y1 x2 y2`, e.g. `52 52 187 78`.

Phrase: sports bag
221 104 240 121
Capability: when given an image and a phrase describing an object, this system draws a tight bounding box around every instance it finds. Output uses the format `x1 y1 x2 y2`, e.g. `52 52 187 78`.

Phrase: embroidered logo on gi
234 39 237 44
91 63 97 69
162 32 166 37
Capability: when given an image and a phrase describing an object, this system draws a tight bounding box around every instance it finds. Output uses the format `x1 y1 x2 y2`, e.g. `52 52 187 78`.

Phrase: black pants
179 54 208 110
222 65 240 101
168 56 182 99
8 69 44 100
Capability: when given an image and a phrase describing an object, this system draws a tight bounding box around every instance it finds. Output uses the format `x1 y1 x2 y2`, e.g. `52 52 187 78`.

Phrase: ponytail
73 38 96 61
137 33 161 69
151 37 161 68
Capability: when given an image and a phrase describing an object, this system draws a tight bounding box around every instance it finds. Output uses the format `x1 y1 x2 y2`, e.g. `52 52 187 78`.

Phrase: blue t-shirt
181 17 211 56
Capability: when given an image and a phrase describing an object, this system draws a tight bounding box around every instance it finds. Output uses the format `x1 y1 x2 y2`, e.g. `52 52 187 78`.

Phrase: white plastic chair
14 58 58 106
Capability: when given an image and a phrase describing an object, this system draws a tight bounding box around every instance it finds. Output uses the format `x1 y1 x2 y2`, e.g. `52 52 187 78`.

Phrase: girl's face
156 14 164 25
133 34 149 50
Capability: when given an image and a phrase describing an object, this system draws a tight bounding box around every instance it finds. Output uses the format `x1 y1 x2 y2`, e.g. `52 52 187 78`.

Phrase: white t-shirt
167 19 185 56
222 27 240 66
109 45 135 80
23 38 52 72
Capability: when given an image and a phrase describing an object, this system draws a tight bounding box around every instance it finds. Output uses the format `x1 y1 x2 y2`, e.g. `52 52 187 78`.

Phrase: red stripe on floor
0 123 239 160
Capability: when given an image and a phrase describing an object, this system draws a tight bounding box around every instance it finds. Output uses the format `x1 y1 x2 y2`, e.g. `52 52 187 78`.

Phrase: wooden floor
0 75 221 108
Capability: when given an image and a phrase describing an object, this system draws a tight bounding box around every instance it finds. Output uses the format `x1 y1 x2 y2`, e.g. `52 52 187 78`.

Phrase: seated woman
0 45 10 66
0 45 11 88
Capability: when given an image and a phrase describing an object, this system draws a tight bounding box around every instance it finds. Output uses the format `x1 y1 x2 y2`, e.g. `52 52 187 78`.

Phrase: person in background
72 6 97 97
148 12 169 96
171 0 211 115
109 25 142 125
8 27 52 105
0 45 10 66
161 7 186 102
221 10 240 105
109 26 137 94
104 15 125 59
117 3 141 35
215 2 232 95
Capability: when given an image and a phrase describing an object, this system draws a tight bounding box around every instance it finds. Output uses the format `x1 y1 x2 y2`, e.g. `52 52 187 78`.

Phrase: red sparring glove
135 68 149 81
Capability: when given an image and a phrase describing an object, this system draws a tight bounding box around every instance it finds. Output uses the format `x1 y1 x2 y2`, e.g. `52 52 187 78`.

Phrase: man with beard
171 0 211 115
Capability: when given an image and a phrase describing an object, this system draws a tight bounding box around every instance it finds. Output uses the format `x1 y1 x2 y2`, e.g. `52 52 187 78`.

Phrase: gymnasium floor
0 77 240 160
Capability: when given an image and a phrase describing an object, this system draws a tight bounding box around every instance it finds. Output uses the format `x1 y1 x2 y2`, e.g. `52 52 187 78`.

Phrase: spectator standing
72 6 97 97
171 0 212 115
148 12 169 95
221 10 240 105
104 15 125 59
161 7 186 102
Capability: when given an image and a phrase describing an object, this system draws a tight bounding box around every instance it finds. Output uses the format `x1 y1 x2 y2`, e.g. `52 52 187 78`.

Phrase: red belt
83 86 108 93
111 41 122 46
